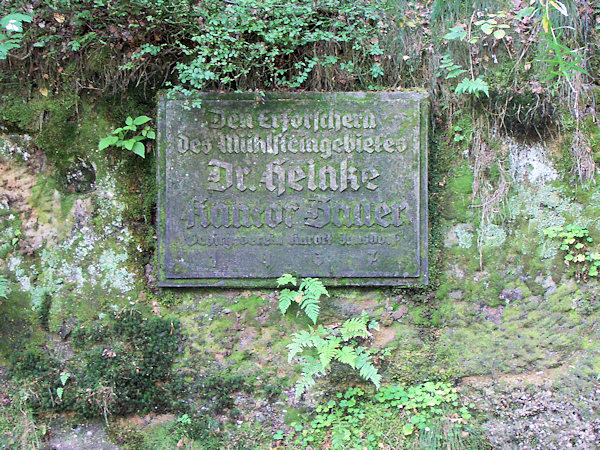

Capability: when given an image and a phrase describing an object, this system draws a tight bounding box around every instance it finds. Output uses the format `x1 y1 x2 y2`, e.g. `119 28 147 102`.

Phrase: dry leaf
54 13 65 23
39 87 48 96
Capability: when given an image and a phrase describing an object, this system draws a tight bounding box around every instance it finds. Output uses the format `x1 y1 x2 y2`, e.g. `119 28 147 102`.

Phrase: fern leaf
318 337 341 370
335 345 358 368
277 273 296 287
300 295 320 324
331 424 352 448
340 313 370 341
295 373 316 399
355 351 381 389
278 288 295 314
287 341 303 362
294 356 324 399
302 355 325 377
300 277 329 301
287 330 314 361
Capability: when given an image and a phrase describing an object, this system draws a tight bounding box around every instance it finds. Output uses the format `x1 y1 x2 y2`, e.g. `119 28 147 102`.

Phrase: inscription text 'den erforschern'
157 92 428 287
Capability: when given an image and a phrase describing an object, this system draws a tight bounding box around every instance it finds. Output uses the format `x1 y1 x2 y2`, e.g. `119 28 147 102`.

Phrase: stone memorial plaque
157 92 428 286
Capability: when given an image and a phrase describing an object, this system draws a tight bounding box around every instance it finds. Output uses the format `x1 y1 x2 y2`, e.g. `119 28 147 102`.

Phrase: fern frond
335 345 358 368
300 295 320 324
278 288 295 314
331 424 352 449
287 330 315 361
318 337 341 370
302 355 325 377
355 351 381 389
300 277 329 301
295 356 325 399
277 273 296 287
295 373 316 399
340 313 370 341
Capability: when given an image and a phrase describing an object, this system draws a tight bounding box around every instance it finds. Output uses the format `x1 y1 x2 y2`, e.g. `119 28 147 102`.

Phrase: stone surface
157 92 428 286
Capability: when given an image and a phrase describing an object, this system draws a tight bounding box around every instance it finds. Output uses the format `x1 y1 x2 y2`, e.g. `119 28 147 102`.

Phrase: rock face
1 99 599 449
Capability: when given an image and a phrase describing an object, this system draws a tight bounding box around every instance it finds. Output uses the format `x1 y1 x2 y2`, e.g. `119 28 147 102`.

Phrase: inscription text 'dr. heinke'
157 92 428 287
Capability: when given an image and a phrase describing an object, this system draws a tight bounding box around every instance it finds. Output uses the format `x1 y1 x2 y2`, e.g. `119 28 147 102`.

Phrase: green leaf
132 141 145 158
340 315 369 341
1 13 33 32
402 423 414 435
278 288 295 314
60 372 71 386
287 330 315 361
493 29 506 39
480 23 493 35
444 26 467 41
146 130 156 140
0 276 10 299
123 139 136 151
133 115 152 125
98 135 118 150
277 274 297 287
300 295 320 324
125 116 133 126
318 337 341 369
56 387 64 400
336 346 358 368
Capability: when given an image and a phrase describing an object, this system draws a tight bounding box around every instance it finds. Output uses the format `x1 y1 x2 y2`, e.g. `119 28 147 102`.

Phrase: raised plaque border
157 92 428 287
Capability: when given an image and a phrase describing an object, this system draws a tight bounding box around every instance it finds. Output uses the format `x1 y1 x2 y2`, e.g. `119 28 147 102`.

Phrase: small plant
277 274 328 324
56 371 71 401
98 116 155 158
454 76 490 99
0 13 33 60
544 224 600 279
280 382 477 448
11 228 20 246
438 55 467 80
0 276 10 303
374 381 469 436
277 274 381 399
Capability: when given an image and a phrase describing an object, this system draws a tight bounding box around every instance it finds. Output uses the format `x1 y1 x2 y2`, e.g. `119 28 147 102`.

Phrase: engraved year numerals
261 252 271 268
313 250 323 267
367 250 378 266
207 250 218 269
